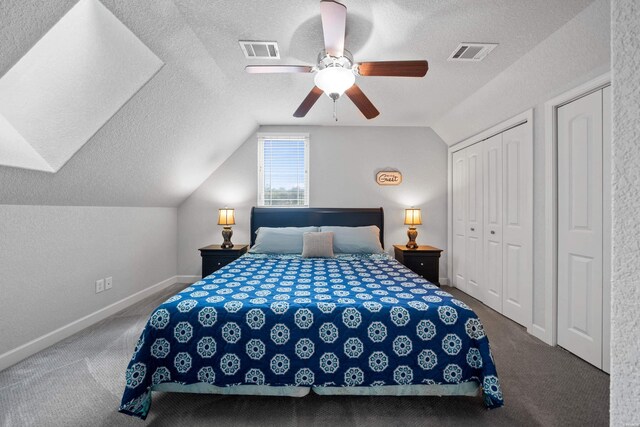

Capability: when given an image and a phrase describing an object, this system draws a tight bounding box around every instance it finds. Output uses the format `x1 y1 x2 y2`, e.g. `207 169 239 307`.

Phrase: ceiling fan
245 0 429 120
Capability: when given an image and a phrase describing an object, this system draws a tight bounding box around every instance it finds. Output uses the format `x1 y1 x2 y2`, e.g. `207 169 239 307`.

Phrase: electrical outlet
96 279 104 293
105 277 113 290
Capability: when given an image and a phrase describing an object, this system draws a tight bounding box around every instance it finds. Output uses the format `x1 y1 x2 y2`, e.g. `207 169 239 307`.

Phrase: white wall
178 125 448 278
0 206 177 361
611 0 640 424
432 0 610 335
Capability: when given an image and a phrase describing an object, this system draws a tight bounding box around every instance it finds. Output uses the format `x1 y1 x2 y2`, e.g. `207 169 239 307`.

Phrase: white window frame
257 133 310 207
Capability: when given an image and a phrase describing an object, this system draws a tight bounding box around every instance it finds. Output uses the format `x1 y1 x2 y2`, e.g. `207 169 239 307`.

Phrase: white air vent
448 43 498 62
239 41 280 59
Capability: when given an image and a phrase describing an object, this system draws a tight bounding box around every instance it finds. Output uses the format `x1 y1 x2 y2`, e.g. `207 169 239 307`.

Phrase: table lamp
404 208 422 249
218 207 235 248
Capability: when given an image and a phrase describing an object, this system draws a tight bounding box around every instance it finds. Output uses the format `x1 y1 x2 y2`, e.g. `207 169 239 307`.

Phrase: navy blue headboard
250 207 384 248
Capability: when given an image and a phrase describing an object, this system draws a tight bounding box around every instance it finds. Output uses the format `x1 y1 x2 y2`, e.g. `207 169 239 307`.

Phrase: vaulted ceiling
0 0 595 206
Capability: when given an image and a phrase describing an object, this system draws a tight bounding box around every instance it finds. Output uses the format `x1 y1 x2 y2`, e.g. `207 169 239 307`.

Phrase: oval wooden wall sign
376 171 402 186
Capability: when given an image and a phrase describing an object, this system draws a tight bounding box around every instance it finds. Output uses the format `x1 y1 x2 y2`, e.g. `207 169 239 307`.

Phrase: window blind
258 135 309 207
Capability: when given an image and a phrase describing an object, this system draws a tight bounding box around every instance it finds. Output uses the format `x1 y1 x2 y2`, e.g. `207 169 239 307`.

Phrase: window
258 134 309 207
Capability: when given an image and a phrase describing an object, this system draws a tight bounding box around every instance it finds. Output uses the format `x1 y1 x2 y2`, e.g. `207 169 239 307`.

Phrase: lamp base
221 226 234 249
406 227 418 249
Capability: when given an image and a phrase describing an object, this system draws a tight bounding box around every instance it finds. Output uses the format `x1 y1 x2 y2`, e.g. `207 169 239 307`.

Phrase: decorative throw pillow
302 232 335 258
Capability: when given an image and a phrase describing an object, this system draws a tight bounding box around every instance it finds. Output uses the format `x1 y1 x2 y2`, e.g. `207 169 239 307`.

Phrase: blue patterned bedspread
119 254 503 419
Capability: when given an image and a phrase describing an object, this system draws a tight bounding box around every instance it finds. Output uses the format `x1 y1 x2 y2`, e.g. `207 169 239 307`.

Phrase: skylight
0 0 163 173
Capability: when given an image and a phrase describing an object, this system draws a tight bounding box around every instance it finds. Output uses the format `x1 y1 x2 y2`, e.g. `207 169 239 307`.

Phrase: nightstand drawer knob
420 262 424 266
470 227 475 231
217 262 221 266
490 230 495 235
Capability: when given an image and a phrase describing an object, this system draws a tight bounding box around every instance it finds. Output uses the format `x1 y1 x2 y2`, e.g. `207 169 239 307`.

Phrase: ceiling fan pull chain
333 99 338 121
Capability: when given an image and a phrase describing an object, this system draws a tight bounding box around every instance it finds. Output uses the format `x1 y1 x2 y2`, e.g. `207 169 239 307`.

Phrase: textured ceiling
0 0 595 206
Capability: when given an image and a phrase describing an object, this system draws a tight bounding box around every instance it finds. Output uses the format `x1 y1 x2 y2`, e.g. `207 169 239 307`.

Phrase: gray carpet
0 283 609 426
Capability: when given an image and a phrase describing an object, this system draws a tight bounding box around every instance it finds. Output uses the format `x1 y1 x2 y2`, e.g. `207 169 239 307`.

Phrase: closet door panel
483 134 503 312
557 90 603 368
501 123 532 327
465 143 484 301
452 150 467 291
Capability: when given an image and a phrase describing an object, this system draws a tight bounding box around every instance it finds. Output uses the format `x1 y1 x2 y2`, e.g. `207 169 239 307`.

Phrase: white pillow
319 225 384 254
302 232 335 258
250 226 318 254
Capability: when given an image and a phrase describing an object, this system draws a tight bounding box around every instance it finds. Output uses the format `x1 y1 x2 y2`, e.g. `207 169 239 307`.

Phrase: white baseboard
439 277 450 286
0 275 180 372
177 275 201 284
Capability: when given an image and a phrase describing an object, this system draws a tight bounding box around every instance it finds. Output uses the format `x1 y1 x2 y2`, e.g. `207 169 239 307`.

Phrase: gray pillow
319 225 384 254
250 226 319 254
302 232 335 258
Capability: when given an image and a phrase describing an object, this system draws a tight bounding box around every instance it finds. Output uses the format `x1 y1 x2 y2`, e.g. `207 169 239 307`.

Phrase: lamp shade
404 208 422 226
217 208 235 225
314 67 355 97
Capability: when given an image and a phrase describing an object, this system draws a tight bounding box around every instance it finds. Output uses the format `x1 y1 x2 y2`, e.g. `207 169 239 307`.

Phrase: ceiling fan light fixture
313 66 355 98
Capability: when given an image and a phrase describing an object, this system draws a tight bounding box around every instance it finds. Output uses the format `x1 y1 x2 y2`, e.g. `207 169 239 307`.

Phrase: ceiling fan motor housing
316 49 354 70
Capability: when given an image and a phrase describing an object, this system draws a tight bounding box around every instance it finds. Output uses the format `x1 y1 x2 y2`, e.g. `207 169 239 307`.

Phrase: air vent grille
239 41 280 59
448 43 498 62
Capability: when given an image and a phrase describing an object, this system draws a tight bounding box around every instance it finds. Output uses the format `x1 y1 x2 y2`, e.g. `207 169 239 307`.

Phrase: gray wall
432 0 610 335
0 205 177 354
611 0 640 424
178 125 448 277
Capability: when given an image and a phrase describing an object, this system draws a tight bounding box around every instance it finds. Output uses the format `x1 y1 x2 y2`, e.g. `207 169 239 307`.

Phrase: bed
119 207 503 419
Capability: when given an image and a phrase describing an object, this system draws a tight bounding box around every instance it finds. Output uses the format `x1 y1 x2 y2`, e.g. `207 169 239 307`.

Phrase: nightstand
199 244 249 278
393 245 443 286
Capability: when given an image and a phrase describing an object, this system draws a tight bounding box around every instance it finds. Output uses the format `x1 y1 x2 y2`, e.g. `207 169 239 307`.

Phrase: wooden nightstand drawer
404 257 431 271
209 256 236 268
199 244 248 278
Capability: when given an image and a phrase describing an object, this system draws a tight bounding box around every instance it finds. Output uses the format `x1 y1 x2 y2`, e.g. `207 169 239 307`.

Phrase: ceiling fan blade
357 60 429 77
345 84 379 120
245 65 313 74
320 0 347 57
293 86 324 118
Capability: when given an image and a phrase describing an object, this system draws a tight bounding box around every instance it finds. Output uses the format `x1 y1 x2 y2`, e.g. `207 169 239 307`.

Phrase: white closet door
557 90 603 367
501 123 532 327
465 143 484 301
452 150 467 291
602 85 611 373
482 134 503 312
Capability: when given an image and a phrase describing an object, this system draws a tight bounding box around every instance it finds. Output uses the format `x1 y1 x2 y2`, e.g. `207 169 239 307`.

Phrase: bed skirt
152 381 480 398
